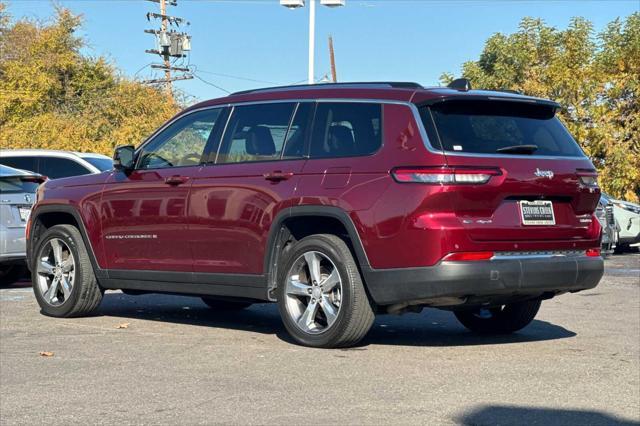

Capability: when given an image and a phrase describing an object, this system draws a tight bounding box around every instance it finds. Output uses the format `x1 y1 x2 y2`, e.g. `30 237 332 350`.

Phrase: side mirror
113 145 135 171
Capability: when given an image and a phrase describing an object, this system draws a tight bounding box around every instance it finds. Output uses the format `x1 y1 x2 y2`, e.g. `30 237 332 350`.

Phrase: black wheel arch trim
28 204 108 280
264 205 371 301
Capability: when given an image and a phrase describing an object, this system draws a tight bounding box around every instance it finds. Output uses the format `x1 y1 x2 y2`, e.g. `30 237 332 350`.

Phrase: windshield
82 156 113 171
422 100 584 157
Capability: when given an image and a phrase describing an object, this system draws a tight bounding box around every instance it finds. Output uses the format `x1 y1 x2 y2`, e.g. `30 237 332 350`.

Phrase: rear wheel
0 264 27 286
277 234 374 348
454 299 541 334
32 225 103 317
200 297 252 311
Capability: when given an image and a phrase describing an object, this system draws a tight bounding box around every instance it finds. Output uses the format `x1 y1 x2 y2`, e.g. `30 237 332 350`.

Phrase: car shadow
455 405 638 426
96 292 576 347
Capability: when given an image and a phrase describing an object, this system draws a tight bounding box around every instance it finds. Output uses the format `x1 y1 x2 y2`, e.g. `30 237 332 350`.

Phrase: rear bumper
364 255 604 306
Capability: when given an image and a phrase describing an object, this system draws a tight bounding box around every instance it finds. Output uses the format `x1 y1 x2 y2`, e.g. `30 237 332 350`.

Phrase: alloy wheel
284 251 343 334
36 238 75 306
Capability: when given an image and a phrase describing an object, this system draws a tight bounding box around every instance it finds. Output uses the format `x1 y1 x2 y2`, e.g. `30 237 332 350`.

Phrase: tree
0 4 180 156
441 14 640 202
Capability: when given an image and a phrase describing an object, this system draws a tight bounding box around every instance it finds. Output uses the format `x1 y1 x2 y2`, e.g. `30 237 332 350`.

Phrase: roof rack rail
496 89 522 95
231 82 423 96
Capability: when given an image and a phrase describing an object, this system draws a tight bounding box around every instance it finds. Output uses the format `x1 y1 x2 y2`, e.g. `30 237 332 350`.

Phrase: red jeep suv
26 81 604 348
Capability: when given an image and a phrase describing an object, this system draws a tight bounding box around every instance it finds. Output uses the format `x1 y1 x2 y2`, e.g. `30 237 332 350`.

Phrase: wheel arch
29 205 106 279
264 206 370 301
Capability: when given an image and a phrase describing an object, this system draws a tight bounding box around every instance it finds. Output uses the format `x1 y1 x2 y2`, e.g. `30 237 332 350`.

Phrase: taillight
392 167 501 184
576 169 598 187
443 251 495 261
585 248 601 257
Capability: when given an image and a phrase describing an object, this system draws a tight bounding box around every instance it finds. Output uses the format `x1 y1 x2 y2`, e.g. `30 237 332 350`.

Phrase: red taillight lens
443 251 495 261
392 167 501 185
585 248 601 257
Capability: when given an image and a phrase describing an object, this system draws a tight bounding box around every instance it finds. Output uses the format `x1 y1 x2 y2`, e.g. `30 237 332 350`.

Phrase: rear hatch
0 174 41 228
420 98 600 243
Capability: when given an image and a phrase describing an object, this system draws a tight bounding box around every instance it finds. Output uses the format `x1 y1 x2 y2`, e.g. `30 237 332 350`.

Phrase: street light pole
308 0 316 84
281 0 345 85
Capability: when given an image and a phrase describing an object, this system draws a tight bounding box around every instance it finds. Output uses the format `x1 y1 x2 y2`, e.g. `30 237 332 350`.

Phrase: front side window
217 103 296 164
137 108 222 170
310 102 382 159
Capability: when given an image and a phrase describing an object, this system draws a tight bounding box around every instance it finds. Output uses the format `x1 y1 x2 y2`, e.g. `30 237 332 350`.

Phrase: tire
277 234 374 348
200 297 252 311
31 224 103 317
0 264 27 286
454 299 541 334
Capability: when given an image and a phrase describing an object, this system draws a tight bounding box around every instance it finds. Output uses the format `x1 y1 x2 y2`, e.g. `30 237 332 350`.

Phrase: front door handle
264 171 294 182
164 175 189 186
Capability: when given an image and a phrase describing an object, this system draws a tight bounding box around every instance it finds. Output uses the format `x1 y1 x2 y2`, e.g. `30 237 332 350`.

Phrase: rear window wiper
496 144 539 154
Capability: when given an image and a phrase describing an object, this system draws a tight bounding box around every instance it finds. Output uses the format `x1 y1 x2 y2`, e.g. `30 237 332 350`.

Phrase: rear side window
40 158 91 178
0 157 38 173
310 103 382 158
0 177 39 194
217 103 296 164
423 100 584 157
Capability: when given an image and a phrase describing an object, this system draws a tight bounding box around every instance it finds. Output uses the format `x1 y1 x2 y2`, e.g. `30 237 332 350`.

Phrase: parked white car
610 197 640 252
0 149 112 179
0 165 46 285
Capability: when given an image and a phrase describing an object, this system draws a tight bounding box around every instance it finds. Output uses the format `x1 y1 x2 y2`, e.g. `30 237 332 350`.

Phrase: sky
5 0 639 101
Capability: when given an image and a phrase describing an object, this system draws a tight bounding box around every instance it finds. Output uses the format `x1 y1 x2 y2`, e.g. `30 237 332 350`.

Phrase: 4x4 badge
534 168 554 179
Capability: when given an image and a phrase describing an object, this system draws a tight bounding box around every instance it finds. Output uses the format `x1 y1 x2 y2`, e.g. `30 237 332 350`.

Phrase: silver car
0 165 45 285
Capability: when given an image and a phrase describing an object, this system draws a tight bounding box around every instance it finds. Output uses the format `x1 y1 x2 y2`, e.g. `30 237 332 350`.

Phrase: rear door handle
264 171 294 182
164 175 189 186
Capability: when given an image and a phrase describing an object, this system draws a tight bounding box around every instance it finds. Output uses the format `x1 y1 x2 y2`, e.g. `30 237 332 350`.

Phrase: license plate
18 206 31 222
519 200 555 226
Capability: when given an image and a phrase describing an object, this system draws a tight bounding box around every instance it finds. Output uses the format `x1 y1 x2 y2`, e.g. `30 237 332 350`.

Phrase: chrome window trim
134 97 588 162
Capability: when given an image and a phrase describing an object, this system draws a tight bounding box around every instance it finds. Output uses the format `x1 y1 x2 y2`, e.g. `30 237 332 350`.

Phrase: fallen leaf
39 351 54 357
115 323 130 329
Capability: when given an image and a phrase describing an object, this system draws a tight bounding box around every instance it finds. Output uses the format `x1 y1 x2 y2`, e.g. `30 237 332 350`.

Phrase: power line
190 72 230 94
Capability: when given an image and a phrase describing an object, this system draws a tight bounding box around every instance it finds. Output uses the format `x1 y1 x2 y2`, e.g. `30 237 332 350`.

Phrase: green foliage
441 14 640 202
0 4 179 156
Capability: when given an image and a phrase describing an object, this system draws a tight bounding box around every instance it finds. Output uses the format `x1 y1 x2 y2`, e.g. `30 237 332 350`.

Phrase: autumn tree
0 3 180 156
442 14 640 202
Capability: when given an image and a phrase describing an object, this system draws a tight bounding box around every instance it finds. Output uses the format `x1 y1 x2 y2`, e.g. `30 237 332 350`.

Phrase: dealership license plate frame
519 200 555 226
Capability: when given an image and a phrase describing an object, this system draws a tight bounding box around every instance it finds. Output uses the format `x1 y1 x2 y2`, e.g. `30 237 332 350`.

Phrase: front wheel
454 299 541 334
32 225 103 317
277 234 374 348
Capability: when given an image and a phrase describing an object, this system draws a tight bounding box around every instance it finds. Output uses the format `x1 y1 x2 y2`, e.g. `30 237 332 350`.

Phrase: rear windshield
422 100 584 157
0 177 39 194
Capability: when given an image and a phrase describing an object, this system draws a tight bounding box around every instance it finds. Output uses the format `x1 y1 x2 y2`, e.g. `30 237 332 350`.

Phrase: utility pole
143 0 193 97
328 35 337 83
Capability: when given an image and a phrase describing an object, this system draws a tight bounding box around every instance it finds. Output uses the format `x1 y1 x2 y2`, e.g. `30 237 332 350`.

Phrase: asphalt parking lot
1 253 638 425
